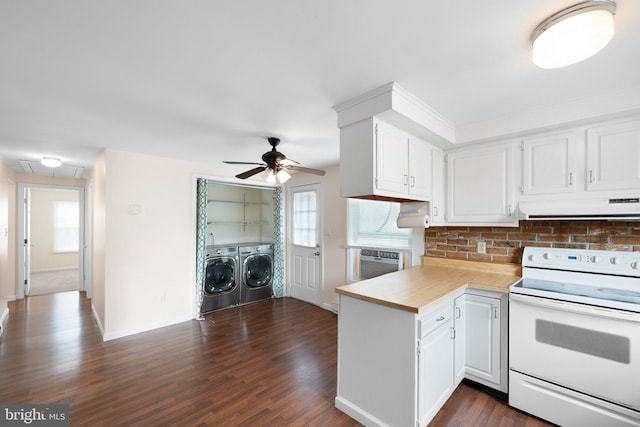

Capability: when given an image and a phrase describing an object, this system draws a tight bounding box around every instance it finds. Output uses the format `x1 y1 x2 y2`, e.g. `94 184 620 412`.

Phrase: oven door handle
509 293 640 323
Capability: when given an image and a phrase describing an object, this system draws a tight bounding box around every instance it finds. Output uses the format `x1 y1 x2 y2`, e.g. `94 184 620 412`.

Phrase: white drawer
419 301 453 338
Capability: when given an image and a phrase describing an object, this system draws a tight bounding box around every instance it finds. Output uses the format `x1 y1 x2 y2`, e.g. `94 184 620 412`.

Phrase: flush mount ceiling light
531 0 616 69
41 156 62 168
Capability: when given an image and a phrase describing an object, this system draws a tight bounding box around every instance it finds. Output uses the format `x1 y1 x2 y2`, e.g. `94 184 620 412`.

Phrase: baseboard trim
322 302 339 314
102 314 192 342
334 396 387 427
7 295 17 302
0 307 9 336
31 267 79 273
91 304 105 338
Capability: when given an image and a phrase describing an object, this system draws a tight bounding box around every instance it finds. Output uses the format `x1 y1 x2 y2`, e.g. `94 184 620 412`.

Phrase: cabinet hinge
416 340 420 356
24 279 28 285
493 307 498 319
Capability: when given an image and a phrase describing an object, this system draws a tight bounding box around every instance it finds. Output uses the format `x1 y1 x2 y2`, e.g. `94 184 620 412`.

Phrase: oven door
510 293 640 411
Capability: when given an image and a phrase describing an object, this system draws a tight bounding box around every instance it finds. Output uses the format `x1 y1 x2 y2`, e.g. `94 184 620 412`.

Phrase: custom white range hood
519 197 640 220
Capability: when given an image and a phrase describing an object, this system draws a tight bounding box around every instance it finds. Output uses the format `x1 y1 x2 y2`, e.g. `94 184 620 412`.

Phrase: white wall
88 152 106 334
94 149 250 340
286 165 347 311
0 156 16 327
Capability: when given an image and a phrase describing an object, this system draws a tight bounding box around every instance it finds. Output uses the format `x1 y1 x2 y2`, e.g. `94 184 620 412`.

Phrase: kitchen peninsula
335 257 521 427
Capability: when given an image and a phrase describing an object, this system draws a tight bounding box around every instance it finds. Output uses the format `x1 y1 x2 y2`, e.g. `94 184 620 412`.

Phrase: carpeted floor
29 268 79 296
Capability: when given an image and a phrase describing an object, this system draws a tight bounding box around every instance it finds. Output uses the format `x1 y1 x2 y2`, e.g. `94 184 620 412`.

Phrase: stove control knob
631 261 639 270
610 257 621 265
528 254 537 261
590 255 601 263
543 252 554 260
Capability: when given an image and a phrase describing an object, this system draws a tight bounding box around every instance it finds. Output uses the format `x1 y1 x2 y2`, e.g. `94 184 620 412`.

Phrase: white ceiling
1 0 639 178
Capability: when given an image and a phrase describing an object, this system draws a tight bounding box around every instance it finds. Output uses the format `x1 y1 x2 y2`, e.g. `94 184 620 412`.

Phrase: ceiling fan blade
278 158 299 166
286 165 326 176
224 161 266 166
236 166 267 179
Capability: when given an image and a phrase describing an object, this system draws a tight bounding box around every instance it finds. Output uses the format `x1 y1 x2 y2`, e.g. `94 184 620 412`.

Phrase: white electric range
509 247 640 427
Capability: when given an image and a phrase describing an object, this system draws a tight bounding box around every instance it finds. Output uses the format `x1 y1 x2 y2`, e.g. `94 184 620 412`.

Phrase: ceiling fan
223 137 326 183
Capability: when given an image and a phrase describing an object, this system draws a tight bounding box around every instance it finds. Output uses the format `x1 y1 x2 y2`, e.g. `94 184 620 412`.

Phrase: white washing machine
238 243 274 305
201 245 240 314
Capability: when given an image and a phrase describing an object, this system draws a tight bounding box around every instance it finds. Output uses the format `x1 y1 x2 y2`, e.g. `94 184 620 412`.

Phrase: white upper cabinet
375 121 409 195
522 132 577 195
408 137 433 199
586 119 640 192
430 148 446 226
340 117 434 202
446 143 516 225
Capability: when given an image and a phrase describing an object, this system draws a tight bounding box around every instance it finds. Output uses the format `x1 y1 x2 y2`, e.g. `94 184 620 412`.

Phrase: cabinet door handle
434 206 439 217
568 172 573 186
410 176 415 187
508 204 513 216
455 306 461 319
589 170 594 184
403 174 408 186
435 316 445 322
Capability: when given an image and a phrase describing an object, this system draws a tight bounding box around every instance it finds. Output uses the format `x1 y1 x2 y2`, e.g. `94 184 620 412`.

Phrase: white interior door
289 183 322 306
24 188 31 296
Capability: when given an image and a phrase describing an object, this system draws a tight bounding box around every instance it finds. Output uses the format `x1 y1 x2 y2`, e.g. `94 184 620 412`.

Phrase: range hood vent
519 198 640 220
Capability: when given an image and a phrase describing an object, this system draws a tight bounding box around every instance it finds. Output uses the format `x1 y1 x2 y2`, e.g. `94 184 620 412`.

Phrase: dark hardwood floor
0 292 553 426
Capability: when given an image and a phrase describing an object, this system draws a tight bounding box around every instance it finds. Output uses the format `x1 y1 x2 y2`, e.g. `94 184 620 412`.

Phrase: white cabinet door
453 294 466 385
418 318 454 427
522 132 576 195
430 147 446 225
408 137 432 199
376 121 409 195
446 143 515 224
586 119 640 191
464 294 501 386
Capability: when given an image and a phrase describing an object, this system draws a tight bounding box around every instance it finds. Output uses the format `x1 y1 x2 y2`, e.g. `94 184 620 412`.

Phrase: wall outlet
477 241 487 254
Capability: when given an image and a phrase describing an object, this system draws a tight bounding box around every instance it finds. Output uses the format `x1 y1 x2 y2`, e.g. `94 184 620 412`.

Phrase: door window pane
293 191 317 247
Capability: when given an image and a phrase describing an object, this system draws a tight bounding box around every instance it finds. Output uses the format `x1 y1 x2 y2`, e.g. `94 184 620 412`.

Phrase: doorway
17 184 85 299
288 183 323 306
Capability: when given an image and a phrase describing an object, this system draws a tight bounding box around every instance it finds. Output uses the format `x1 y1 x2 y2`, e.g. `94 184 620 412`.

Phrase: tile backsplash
424 220 640 265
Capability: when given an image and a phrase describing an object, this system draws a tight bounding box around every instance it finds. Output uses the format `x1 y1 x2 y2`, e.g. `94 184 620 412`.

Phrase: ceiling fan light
276 169 291 184
41 156 62 168
532 1 616 69
260 169 277 184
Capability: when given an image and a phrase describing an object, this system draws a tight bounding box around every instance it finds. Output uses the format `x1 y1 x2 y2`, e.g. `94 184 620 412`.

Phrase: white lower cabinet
418 301 455 427
453 295 466 385
336 290 508 427
455 290 508 393
463 293 502 387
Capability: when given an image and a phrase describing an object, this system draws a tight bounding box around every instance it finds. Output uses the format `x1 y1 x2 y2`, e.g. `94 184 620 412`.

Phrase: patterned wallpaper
424 220 640 265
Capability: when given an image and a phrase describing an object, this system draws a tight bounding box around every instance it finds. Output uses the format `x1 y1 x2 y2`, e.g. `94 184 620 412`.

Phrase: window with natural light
53 200 79 253
348 199 410 248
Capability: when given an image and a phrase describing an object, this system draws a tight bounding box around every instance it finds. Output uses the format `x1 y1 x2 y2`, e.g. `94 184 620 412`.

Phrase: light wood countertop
335 257 522 314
